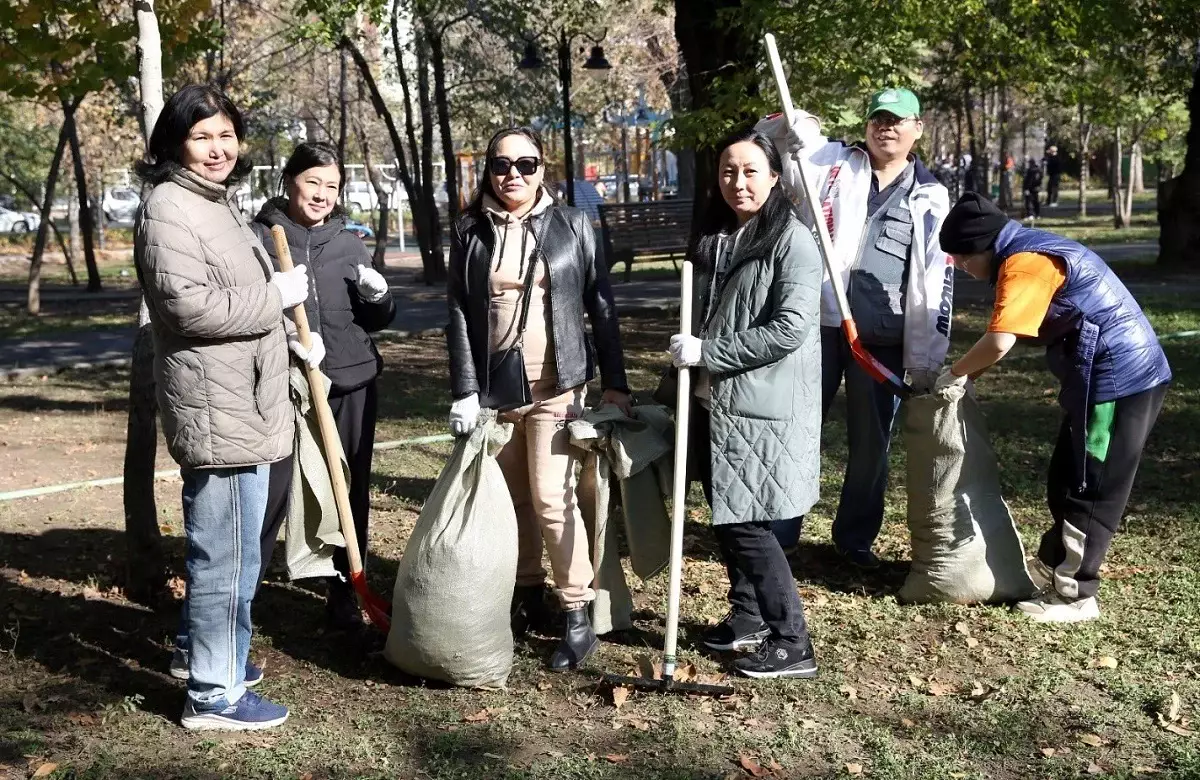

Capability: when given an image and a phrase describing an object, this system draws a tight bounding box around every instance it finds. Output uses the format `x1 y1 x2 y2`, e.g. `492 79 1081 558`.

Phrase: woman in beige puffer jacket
134 85 314 732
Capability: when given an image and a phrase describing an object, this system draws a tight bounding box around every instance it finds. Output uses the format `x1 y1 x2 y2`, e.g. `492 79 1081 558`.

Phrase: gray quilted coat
135 168 292 470
696 217 823 526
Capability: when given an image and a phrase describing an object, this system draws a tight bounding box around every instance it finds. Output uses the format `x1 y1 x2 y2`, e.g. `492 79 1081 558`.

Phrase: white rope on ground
0 432 456 503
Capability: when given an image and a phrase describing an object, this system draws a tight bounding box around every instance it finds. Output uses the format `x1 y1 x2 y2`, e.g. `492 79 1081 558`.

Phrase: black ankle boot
549 607 599 672
511 584 553 637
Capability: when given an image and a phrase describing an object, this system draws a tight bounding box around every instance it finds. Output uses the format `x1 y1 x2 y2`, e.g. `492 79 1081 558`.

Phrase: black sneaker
325 582 364 632
701 610 770 652
511 584 556 637
835 545 881 570
732 639 818 679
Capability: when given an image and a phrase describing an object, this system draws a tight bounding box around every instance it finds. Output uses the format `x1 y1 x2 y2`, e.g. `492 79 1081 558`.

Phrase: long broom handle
663 260 694 681
270 225 364 576
763 34 855 330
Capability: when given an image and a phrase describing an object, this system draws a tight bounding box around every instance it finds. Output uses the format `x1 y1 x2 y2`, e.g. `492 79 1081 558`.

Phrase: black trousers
258 380 379 595
1037 383 1167 600
1023 190 1041 218
690 404 810 647
1046 175 1060 205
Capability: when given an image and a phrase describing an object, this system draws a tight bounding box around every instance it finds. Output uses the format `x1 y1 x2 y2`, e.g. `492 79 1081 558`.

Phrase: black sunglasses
489 156 541 177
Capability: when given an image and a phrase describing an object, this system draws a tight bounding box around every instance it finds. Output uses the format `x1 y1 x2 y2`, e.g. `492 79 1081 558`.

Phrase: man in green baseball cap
756 84 951 571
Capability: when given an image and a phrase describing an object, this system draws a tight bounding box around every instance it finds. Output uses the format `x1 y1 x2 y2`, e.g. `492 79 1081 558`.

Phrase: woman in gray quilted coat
666 127 824 679
134 85 314 730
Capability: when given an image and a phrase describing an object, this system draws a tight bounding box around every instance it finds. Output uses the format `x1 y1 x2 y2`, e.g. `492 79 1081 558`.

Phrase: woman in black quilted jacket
250 142 396 630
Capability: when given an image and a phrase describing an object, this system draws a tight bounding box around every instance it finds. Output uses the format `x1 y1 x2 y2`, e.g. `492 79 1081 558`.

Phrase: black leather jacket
446 201 628 400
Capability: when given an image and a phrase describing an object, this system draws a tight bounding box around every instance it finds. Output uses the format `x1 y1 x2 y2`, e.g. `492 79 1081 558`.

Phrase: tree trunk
355 117 390 271
674 0 755 242
337 46 348 187
427 29 458 221
964 86 979 193
125 0 167 607
998 86 1012 210
980 89 993 198
27 120 72 316
1158 49 1200 266
68 181 81 268
1131 141 1144 193
342 34 442 282
1078 101 1091 217
1110 127 1125 228
63 101 101 291
415 36 445 282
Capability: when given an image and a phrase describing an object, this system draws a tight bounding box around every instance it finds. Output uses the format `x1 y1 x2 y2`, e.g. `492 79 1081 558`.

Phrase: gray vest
849 164 915 346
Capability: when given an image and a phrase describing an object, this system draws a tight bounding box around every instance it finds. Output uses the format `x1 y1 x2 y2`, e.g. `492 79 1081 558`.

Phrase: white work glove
785 112 823 157
288 331 325 369
270 264 310 309
668 334 704 368
355 265 389 303
934 368 968 394
449 393 480 436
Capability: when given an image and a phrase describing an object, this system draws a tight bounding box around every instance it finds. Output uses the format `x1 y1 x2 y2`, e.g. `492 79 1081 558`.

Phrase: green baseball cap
866 88 921 120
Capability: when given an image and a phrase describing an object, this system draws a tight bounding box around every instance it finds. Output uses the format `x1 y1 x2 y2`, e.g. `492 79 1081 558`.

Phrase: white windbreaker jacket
755 111 954 374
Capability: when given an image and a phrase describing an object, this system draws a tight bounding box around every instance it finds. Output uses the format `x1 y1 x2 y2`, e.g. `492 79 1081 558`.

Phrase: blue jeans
821 326 903 552
179 464 269 710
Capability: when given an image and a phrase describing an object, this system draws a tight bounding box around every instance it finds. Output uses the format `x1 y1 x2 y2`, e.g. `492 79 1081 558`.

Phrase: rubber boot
549 607 599 672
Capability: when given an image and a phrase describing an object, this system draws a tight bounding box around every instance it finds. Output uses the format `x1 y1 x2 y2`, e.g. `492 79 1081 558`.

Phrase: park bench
598 200 693 282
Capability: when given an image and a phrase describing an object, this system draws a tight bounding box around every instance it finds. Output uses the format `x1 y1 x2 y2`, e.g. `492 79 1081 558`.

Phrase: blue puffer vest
992 220 1172 489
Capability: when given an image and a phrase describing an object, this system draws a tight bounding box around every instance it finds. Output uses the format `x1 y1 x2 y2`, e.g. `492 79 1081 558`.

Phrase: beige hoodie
484 189 557 382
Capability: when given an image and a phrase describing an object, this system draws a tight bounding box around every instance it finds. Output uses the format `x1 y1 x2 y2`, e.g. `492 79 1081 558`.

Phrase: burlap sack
900 384 1036 604
384 411 517 688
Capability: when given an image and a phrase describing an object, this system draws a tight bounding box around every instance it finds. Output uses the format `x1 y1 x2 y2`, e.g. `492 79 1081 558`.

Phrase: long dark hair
463 126 557 219
278 141 341 192
693 127 794 272
134 84 252 186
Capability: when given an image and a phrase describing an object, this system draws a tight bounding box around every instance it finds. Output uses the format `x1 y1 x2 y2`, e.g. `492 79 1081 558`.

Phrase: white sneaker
1015 591 1100 623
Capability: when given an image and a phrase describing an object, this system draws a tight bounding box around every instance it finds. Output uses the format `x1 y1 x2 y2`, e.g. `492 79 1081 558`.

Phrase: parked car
345 218 374 240
102 187 141 223
0 205 40 234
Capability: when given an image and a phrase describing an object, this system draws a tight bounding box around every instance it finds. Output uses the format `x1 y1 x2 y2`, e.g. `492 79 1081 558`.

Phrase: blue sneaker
169 648 263 688
180 690 289 731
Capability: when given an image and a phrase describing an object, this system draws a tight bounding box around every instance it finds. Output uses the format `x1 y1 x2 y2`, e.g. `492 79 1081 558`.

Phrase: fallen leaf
801 719 818 729
32 764 58 778
966 637 980 648
464 706 506 723
299 774 313 780
845 763 864 775
742 718 759 727
637 654 662 681
1040 747 1056 757
604 754 630 764
739 754 769 778
611 686 631 710
536 680 552 691
768 760 784 772
970 681 986 698
1132 766 1160 774
1079 733 1105 747
65 712 96 727
1089 656 1119 669
545 750 565 758
1163 723 1195 737
900 718 915 728
1087 763 1104 774
839 684 858 701
1166 691 1183 722
928 680 955 697
674 663 697 683
954 621 970 636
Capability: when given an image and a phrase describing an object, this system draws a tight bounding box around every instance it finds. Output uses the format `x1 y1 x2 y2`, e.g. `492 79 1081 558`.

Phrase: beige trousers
497 380 594 609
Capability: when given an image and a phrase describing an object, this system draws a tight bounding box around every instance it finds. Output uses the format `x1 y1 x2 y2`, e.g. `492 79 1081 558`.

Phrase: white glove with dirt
288 331 325 369
355 265 389 302
934 368 968 394
668 334 704 368
449 393 480 436
270 264 310 309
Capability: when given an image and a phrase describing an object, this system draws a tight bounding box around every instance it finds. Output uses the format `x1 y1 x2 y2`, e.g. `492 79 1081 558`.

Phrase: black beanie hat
939 192 1009 254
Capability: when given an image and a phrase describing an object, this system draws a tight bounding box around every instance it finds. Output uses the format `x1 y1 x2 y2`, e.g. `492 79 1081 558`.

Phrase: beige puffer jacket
135 168 292 469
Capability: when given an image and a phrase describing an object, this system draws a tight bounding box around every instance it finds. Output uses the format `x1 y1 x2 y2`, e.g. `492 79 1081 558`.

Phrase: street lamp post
519 30 611 207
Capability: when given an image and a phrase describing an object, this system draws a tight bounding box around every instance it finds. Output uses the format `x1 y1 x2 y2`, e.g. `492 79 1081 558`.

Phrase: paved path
0 242 1179 375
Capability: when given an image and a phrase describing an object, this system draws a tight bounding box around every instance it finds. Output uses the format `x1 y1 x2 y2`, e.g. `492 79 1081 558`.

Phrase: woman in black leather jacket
446 126 630 671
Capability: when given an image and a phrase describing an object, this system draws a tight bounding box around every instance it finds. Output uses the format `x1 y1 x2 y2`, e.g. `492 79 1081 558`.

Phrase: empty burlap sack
900 384 1036 604
384 411 517 688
